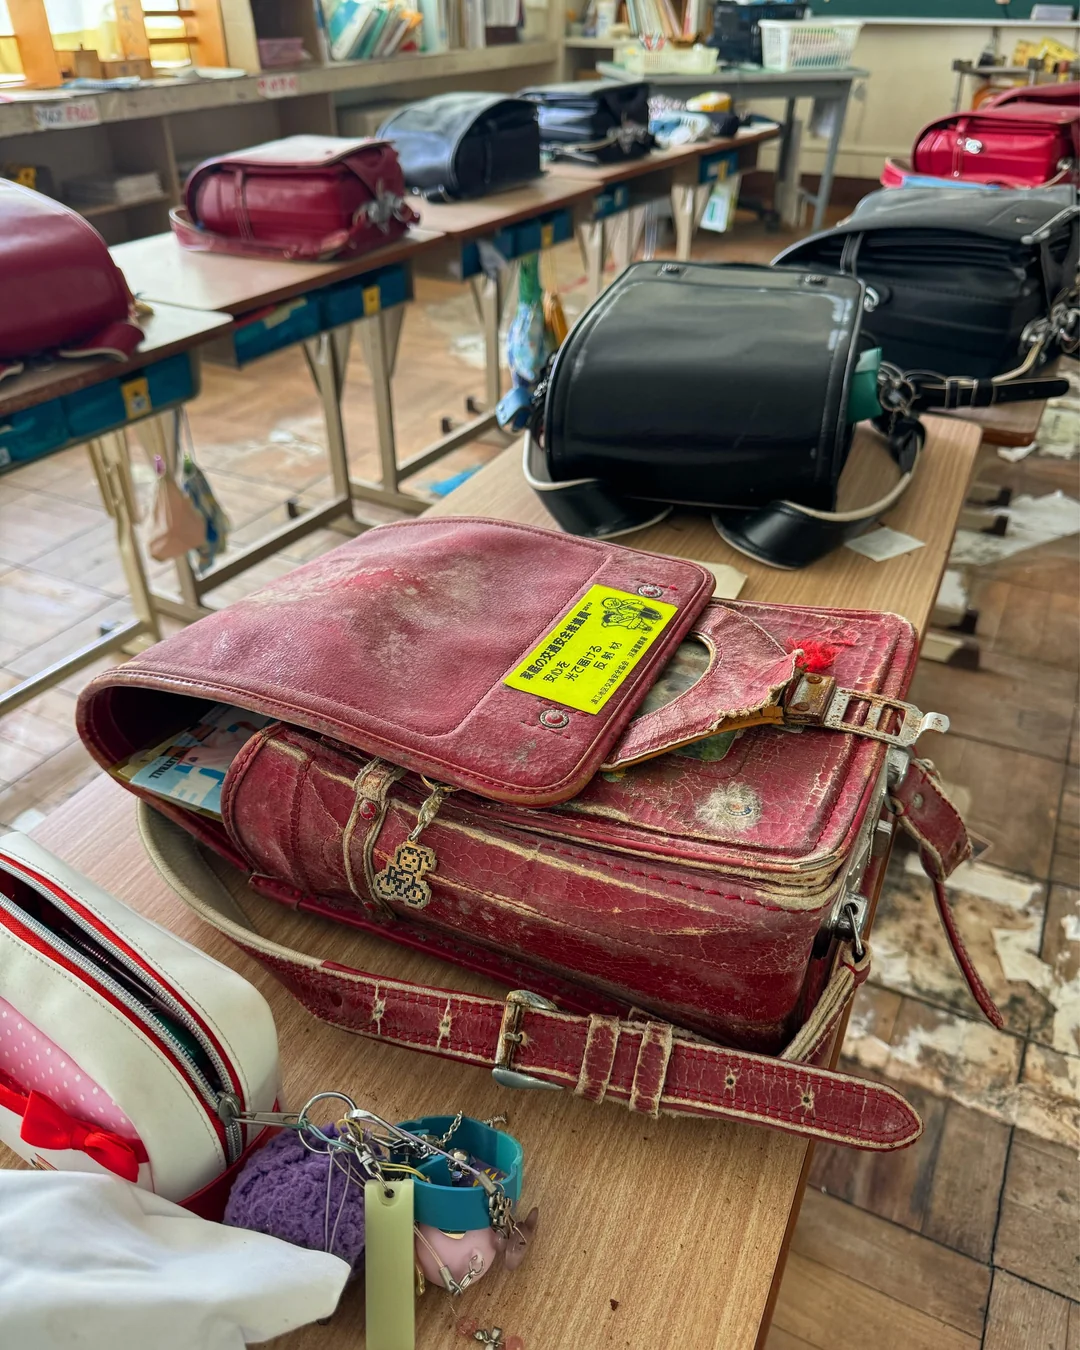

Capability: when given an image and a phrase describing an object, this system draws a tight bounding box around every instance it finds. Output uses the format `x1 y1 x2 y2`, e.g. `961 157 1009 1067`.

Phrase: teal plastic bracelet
393 1115 524 1232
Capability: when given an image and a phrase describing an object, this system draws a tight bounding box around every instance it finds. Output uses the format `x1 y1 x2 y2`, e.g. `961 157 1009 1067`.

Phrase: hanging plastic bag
147 454 207 563
496 254 564 433
177 412 230 573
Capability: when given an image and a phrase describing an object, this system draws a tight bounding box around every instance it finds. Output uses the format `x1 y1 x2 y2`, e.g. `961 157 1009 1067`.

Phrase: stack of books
64 171 163 206
322 0 424 60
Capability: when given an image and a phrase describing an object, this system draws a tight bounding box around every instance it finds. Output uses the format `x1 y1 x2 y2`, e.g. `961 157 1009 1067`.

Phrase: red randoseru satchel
170 134 418 262
77 519 1003 1152
0 180 143 380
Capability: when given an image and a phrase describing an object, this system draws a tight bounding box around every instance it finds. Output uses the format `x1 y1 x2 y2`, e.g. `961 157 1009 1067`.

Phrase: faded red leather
78 519 714 806
79 517 998 1148
0 180 143 366
891 760 1003 1028
204 921 924 1150
175 135 417 262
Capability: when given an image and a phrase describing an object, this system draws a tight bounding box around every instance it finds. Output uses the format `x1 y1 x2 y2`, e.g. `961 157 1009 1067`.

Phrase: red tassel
787 638 842 673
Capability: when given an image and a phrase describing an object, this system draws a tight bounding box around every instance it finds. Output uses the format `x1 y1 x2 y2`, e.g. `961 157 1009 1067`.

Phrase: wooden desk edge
0 307 233 418
111 228 448 317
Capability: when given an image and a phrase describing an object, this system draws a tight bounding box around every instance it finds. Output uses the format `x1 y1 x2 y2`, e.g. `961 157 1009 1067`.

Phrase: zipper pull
372 778 455 912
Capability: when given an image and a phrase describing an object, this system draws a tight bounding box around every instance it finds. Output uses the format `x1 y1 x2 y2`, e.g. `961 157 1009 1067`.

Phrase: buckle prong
492 990 563 1092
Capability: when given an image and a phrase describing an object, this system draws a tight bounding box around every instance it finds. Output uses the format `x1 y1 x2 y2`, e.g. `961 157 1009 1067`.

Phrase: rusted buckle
824 687 949 747
491 990 563 1092
783 674 948 747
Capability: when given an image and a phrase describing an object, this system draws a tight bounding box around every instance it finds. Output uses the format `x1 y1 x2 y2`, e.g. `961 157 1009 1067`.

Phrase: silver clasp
824 687 949 748
492 990 563 1092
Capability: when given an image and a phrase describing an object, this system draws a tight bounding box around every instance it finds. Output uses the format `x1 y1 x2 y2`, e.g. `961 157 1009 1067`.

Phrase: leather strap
889 761 1005 1029
139 803 922 1152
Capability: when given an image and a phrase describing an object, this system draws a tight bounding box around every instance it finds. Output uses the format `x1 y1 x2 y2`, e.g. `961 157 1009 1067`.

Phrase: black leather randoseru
377 94 541 201
518 81 654 165
774 186 1079 380
525 260 1068 569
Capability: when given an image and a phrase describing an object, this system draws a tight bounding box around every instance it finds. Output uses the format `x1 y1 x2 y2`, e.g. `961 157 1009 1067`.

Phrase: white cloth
0 1170 351 1349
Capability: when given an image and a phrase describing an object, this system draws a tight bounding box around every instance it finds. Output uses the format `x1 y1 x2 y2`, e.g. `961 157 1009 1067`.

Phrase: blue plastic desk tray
0 352 197 472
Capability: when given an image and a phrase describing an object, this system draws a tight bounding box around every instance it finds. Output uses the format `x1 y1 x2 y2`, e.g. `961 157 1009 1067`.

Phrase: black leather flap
378 93 540 199
542 262 864 513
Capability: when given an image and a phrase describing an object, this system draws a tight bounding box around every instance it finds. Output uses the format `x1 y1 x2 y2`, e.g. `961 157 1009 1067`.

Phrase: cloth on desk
0 1169 351 1349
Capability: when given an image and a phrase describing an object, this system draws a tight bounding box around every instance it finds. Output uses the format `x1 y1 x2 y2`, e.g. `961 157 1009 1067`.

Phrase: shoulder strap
138 802 922 1152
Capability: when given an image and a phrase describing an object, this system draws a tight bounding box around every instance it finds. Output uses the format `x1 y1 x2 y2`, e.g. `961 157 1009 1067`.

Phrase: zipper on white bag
0 868 244 1165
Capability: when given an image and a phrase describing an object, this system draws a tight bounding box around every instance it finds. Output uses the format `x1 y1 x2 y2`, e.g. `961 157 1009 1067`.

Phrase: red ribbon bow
1 1081 147 1182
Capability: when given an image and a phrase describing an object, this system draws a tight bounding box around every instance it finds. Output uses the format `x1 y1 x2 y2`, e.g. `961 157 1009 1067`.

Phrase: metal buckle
824 688 949 748
491 990 563 1092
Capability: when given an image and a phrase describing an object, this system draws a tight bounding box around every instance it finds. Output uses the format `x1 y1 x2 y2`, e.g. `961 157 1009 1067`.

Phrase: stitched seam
288 754 315 895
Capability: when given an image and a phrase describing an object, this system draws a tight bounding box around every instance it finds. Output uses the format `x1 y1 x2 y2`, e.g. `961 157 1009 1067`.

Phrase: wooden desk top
111 229 445 316
430 415 983 638
545 124 781 186
413 174 602 240
2 414 981 1350
0 304 232 418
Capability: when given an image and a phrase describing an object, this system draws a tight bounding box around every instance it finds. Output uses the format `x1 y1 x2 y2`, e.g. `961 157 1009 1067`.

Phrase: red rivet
637 584 664 599
539 708 570 730
359 799 377 820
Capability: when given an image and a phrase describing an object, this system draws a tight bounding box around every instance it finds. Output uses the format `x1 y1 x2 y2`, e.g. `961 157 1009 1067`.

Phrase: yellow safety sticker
504 584 678 715
540 221 555 250
362 284 381 316
120 376 151 419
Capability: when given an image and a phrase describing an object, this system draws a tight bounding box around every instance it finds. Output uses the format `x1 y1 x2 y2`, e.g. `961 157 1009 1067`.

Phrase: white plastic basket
618 43 719 75
758 19 862 72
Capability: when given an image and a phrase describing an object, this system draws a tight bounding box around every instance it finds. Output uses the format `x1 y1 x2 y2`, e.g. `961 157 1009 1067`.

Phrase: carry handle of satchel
137 801 926 1151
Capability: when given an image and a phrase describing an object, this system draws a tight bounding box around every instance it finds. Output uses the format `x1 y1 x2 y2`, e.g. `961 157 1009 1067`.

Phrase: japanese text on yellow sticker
504 584 678 715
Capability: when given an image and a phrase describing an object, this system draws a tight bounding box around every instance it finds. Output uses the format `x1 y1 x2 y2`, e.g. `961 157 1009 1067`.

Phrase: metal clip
833 894 868 961
823 687 949 748
492 990 563 1093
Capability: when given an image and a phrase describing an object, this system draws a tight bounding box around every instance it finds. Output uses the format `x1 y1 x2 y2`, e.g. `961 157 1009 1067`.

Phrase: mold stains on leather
371 987 386 1031
696 782 762 834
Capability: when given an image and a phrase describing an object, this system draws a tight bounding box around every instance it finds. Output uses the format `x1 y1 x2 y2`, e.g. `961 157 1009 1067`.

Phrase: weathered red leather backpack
77 519 1000 1151
170 135 416 262
0 180 143 382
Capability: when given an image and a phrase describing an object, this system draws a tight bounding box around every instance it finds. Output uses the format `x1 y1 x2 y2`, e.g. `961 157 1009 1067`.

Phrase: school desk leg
812 85 853 232
468 264 511 412
615 206 646 273
351 306 426 515
774 97 799 227
671 183 711 262
87 430 161 650
578 220 605 300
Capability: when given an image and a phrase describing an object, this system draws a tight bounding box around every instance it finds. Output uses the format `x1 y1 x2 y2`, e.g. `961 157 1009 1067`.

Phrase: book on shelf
64 171 163 205
320 0 423 60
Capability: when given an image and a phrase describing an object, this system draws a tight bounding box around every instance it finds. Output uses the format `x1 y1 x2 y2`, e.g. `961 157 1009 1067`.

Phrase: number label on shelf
257 73 299 99
33 99 101 130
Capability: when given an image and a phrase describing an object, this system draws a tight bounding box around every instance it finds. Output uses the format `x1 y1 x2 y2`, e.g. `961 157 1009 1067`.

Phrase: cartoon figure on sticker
600 597 663 631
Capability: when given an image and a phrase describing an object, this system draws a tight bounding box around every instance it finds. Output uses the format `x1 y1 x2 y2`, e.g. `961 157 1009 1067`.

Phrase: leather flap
193 134 390 171
778 185 1077 254
183 135 388 216
77 519 714 806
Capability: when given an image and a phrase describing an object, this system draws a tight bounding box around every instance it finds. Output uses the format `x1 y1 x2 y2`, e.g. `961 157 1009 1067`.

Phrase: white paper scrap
844 527 925 562
691 559 747 599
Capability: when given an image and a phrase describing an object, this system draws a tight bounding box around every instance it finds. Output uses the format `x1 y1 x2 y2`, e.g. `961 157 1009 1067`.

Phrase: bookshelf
0 20 561 242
